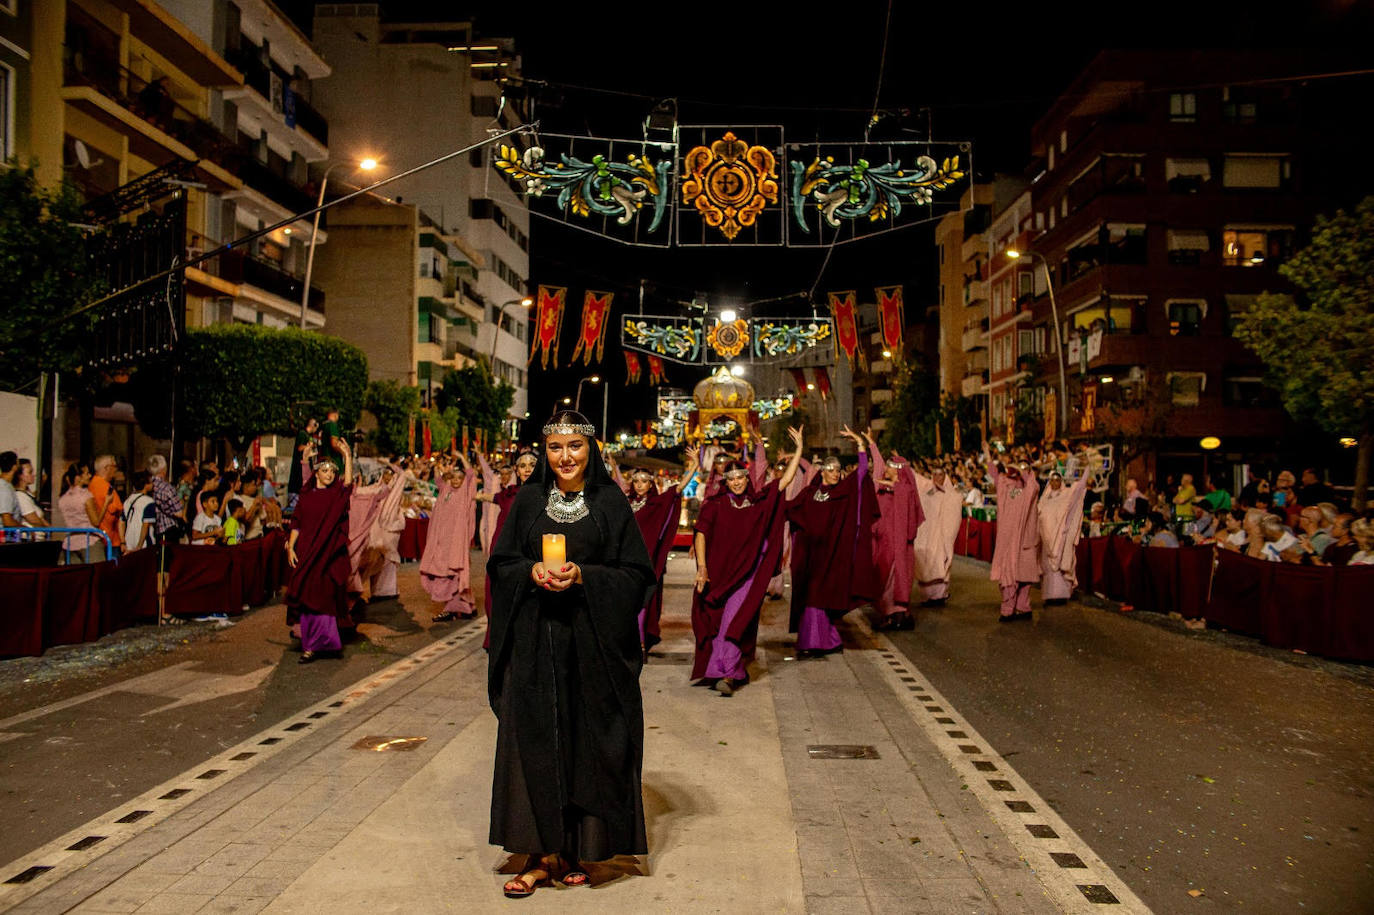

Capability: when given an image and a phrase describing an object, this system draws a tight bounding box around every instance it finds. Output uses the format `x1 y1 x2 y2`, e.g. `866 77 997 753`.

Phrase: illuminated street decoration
679 128 782 244
706 318 749 358
623 315 701 361
829 291 860 368
752 319 832 357
495 135 674 245
875 285 904 352
786 141 970 244
570 290 614 365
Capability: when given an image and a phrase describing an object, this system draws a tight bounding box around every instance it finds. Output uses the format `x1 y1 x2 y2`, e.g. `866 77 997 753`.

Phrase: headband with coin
543 420 596 436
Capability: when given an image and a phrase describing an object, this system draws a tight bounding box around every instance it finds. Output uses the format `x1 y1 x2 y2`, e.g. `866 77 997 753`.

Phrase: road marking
0 623 485 911
867 638 1151 913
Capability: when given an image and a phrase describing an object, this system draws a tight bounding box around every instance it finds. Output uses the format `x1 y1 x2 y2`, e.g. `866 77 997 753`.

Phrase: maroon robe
787 456 880 631
286 479 352 627
631 485 683 651
690 480 787 680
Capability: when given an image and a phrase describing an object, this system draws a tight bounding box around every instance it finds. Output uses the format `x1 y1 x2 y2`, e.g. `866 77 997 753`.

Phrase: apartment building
311 5 531 419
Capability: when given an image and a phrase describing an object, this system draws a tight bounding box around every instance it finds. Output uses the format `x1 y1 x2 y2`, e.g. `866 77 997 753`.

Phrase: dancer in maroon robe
628 453 697 657
788 426 880 655
692 427 805 696
286 440 354 663
984 443 1041 621
865 431 924 630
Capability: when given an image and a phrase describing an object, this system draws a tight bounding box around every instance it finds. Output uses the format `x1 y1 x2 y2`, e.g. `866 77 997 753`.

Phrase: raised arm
750 438 768 492
776 426 806 491
477 452 496 491
864 431 888 482
342 439 355 487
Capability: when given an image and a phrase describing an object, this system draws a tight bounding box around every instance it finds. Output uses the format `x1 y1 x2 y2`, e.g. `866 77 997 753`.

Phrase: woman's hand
694 566 709 593
787 426 803 449
543 562 581 591
286 545 298 568
531 561 548 585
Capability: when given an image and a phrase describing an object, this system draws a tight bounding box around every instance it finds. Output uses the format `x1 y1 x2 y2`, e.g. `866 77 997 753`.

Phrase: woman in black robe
486 410 656 897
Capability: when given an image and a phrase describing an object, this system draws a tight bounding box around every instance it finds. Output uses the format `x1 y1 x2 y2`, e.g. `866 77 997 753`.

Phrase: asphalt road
887 558 1374 914
0 562 479 868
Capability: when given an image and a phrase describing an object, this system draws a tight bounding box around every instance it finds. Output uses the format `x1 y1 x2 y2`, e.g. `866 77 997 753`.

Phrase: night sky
286 0 1373 439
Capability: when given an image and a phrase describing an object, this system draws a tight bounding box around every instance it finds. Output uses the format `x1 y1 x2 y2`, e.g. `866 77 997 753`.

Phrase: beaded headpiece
820 457 841 471
542 420 596 436
631 468 654 480
723 467 750 481
515 453 537 467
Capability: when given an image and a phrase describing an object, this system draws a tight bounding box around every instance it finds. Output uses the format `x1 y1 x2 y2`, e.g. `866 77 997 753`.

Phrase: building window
1059 129 1068 152
1222 226 1295 267
1069 296 1141 335
1221 153 1291 189
1168 372 1206 407
1167 300 1204 336
1169 92 1197 122
1222 374 1279 408
1165 157 1211 193
1166 229 1211 265
0 63 11 162
1017 329 1035 357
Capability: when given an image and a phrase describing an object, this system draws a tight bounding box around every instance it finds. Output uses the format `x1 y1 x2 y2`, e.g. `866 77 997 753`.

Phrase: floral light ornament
496 144 671 231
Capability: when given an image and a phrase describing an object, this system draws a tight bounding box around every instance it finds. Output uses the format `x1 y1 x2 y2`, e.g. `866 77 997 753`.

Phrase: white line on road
866 636 1152 913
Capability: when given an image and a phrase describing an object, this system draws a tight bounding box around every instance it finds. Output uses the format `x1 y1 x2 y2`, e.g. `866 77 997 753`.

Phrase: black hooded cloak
486 429 656 861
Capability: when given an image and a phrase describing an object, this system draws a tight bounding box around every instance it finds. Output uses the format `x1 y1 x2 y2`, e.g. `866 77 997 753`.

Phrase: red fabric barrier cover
399 516 429 561
1325 564 1374 662
163 544 244 617
43 564 106 648
1175 547 1214 619
953 518 969 557
1075 539 1094 593
975 520 997 562
1137 546 1176 615
1207 550 1266 637
1260 561 1334 654
105 547 160 631
1101 536 1140 602
0 568 49 656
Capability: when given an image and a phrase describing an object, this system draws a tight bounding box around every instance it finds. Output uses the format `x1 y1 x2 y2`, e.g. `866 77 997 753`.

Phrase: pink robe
1038 476 1089 600
419 473 477 613
913 472 964 598
988 465 1041 587
478 455 502 555
347 479 389 595
868 446 924 617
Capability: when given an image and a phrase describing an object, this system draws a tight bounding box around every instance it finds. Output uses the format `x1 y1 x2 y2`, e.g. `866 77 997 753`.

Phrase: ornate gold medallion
681 132 779 240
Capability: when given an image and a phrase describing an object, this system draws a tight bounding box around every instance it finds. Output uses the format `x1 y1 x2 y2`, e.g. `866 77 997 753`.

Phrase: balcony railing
227 47 329 146
224 145 317 216
63 55 235 162
213 249 324 313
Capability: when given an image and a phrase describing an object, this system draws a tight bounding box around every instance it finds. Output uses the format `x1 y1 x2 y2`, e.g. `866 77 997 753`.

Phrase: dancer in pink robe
421 452 478 621
912 464 964 605
985 444 1041 621
350 463 407 602
865 433 924 629
1038 469 1089 603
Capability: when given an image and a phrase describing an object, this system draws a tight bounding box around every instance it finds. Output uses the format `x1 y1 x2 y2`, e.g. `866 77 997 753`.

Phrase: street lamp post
1006 249 1068 432
486 297 534 370
574 374 601 413
300 157 377 328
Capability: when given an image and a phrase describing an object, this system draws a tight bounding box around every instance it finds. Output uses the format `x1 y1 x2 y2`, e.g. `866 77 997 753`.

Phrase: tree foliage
878 360 982 458
132 325 368 451
1234 196 1374 503
434 364 516 442
0 165 103 388
364 380 422 455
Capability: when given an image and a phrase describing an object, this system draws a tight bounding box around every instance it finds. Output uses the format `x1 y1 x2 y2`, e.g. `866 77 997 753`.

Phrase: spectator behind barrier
1350 518 1374 565
1260 514 1300 562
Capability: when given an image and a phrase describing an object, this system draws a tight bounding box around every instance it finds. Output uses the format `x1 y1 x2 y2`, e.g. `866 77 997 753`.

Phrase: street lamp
1006 249 1068 432
486 297 534 370
300 157 378 327
575 374 601 412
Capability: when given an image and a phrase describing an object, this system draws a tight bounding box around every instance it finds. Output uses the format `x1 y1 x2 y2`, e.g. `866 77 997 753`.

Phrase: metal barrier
0 527 117 563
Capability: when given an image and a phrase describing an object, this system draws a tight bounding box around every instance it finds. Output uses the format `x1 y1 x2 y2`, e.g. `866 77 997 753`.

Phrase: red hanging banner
624 350 642 383
828 291 859 368
647 355 667 385
407 414 416 455
422 419 433 459
570 290 614 365
530 285 567 368
812 367 832 400
875 285 904 353
788 368 808 393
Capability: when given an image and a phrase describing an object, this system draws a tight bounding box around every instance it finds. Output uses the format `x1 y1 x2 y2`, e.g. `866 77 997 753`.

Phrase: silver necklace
630 495 647 513
546 486 589 523
812 489 831 502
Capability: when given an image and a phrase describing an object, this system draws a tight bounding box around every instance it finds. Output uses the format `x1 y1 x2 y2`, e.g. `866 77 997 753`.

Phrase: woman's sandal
561 864 590 887
158 614 186 626
503 859 553 898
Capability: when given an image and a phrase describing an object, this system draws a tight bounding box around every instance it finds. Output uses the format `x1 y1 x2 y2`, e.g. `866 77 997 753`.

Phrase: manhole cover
806 744 880 760
351 736 429 752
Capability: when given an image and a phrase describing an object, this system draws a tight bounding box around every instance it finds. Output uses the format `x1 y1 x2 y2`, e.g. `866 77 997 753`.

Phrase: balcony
61 56 239 189
961 323 988 352
870 389 893 404
224 146 316 215
963 278 988 307
224 47 328 155
214 249 324 313
961 373 988 398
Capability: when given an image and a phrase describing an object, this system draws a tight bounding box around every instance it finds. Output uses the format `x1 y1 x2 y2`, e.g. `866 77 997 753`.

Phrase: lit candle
542 533 566 569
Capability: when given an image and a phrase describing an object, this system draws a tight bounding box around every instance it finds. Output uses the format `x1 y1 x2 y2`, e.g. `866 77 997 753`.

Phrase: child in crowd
223 498 246 545
192 492 225 545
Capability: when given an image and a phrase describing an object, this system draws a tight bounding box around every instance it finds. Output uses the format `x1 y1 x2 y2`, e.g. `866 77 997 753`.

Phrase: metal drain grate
806 744 880 760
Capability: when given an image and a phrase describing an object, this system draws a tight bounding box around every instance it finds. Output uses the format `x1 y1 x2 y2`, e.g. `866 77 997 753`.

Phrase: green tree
880 360 940 457
133 325 368 456
435 364 515 443
364 380 422 455
0 165 103 388
1234 196 1374 506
